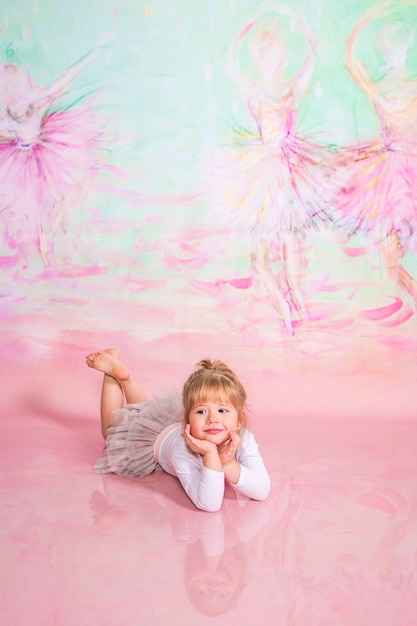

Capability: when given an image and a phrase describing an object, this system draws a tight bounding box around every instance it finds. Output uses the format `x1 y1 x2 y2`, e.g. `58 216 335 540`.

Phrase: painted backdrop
1 0 416 420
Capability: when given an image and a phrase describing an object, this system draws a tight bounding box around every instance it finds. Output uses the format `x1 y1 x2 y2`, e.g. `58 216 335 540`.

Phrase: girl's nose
207 411 219 423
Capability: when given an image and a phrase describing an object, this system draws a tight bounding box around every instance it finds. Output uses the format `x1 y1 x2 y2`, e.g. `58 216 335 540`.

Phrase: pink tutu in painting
0 102 102 208
336 134 417 243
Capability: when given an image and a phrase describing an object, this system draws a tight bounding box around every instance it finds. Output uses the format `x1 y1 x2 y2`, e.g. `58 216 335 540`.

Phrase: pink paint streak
355 492 398 518
239 19 256 40
379 308 414 327
39 265 109 280
0 255 19 268
189 277 252 295
360 297 403 321
342 246 368 257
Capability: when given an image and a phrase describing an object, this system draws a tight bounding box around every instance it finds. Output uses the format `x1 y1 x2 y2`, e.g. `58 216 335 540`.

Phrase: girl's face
188 401 240 445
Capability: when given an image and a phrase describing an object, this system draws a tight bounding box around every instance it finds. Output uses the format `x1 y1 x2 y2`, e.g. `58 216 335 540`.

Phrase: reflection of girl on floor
155 475 271 617
89 470 272 616
183 510 249 616
223 9 334 333
0 47 105 266
339 0 417 307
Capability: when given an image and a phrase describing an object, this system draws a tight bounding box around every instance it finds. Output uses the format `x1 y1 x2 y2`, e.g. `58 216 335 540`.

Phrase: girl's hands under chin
218 431 241 465
183 424 218 455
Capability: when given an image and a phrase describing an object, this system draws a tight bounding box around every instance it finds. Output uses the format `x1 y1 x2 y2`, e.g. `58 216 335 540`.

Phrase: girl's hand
218 431 241 466
183 424 218 456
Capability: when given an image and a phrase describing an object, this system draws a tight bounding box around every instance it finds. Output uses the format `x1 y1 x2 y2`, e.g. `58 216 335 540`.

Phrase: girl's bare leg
99 372 123 438
86 349 149 438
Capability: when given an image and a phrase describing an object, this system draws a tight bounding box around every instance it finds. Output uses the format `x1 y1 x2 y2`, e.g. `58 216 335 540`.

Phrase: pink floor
1 336 417 625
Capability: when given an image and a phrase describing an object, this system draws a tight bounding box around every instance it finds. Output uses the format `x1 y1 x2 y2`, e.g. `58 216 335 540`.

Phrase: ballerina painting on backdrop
0 46 107 268
338 0 417 314
1 0 417 335
214 0 417 333
215 6 337 335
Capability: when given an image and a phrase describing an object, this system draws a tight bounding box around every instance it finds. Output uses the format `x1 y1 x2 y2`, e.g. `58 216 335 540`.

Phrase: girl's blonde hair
182 359 248 430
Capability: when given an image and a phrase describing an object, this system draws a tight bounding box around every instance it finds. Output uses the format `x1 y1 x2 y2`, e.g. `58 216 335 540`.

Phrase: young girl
86 349 270 512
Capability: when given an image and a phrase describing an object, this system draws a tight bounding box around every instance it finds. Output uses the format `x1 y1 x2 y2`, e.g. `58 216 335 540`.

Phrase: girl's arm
176 426 225 512
227 431 271 501
171 453 225 512
218 431 242 484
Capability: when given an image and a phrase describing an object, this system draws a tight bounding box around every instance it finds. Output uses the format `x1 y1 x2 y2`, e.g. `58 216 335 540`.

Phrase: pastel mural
1 2 417 625
1 0 417 412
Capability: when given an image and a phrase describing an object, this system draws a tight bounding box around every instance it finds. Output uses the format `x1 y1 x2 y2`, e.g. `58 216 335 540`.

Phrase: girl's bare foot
85 349 131 381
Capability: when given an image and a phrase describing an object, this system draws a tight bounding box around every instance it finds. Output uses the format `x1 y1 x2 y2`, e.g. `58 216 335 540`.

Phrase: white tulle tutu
94 393 183 478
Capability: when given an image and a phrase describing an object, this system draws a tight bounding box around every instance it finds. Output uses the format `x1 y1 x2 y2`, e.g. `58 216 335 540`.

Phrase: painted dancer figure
0 47 105 266
86 349 270 513
337 0 417 307
217 9 335 333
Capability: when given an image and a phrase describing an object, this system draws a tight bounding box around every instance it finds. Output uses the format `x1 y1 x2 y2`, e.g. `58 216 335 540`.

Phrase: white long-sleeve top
155 424 271 512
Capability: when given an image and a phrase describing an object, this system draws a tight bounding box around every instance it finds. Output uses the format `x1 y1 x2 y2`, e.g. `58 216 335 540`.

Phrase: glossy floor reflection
2 406 416 625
